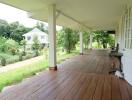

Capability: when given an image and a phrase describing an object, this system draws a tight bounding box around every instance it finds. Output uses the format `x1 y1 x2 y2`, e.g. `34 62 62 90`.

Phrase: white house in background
23 28 48 45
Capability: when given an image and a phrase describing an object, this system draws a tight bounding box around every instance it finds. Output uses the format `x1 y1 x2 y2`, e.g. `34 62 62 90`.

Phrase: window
124 7 132 49
41 36 45 39
27 36 31 40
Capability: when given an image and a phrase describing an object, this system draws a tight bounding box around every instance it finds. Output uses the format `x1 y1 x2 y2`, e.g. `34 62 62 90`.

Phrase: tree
5 39 19 55
93 31 102 48
83 31 90 49
0 37 20 54
93 31 115 48
100 31 109 48
10 22 31 43
32 35 40 56
0 37 7 52
57 27 79 53
0 19 10 38
107 34 115 47
20 39 27 55
35 22 48 33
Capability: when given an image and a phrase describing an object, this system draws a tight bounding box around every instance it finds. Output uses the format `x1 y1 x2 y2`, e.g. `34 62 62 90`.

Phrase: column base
49 66 57 71
80 53 83 55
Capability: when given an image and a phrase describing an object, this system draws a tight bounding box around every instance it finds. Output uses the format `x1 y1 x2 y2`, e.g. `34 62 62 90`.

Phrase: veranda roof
0 0 131 30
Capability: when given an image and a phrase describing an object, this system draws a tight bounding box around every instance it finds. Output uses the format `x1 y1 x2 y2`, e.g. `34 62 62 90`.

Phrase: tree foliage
0 19 48 56
0 20 48 44
5 39 19 55
0 37 7 52
32 35 40 56
0 37 19 55
32 35 40 50
0 20 31 43
0 19 10 37
20 39 27 55
34 22 48 33
9 22 31 43
93 31 115 48
57 27 79 53
83 31 90 49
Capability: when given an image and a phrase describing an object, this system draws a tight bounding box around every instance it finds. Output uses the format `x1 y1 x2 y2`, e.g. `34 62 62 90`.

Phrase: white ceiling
0 0 130 30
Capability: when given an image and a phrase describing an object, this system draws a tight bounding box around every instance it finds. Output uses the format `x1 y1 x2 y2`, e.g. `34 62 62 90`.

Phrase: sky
0 3 62 30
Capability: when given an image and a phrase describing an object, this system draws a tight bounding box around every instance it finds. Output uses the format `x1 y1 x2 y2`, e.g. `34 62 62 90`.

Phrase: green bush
0 37 7 52
19 53 23 61
20 51 26 56
1 57 6 66
23 54 34 60
33 50 39 57
6 56 19 64
20 39 27 56
5 39 19 55
10 48 16 55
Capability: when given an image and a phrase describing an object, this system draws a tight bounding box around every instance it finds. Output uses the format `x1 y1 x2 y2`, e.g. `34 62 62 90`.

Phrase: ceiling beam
56 10 92 30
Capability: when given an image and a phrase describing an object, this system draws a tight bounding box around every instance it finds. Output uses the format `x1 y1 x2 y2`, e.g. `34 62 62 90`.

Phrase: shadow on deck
0 50 132 100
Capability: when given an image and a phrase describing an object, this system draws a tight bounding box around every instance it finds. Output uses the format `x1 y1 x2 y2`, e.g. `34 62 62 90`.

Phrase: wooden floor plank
111 76 122 100
24 70 74 100
83 75 99 100
0 50 132 100
119 78 131 100
44 71 82 100
92 75 105 100
127 82 132 100
54 73 83 100
11 70 70 100
102 75 111 100
73 75 93 100
63 74 86 100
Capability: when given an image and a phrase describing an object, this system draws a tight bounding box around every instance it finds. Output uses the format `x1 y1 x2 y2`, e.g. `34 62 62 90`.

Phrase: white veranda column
89 34 93 49
80 32 83 55
48 4 57 70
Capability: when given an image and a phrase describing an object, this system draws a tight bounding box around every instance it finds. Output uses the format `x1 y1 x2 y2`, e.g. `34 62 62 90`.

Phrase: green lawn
0 50 78 91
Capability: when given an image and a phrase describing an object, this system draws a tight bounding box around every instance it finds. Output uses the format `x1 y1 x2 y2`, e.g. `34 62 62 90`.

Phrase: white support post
48 4 57 70
80 32 83 55
89 34 93 49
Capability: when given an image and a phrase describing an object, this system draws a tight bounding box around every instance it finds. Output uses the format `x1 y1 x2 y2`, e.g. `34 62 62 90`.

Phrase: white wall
122 50 132 84
25 35 48 44
117 6 132 85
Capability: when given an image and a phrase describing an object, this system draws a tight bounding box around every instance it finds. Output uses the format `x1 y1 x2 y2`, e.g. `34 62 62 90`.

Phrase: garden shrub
23 54 33 60
33 50 39 57
5 39 19 55
1 57 6 66
0 37 7 52
6 56 19 64
10 48 16 55
21 51 26 56
19 53 23 61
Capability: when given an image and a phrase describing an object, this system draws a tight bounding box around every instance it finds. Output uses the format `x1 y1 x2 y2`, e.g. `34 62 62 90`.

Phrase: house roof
0 0 131 30
23 28 48 36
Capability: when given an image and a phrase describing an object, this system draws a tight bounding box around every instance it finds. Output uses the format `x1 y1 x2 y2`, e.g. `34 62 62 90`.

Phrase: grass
0 50 78 91
0 59 48 91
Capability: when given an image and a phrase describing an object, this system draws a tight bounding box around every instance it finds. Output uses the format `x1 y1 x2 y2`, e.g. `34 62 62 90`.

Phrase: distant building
22 28 48 49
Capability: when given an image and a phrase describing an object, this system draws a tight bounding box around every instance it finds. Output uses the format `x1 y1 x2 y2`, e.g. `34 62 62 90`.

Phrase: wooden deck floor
59 49 112 74
0 50 132 100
